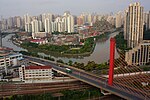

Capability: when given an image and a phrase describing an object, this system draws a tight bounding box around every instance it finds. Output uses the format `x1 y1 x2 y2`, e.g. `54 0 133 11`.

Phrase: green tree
68 60 73 66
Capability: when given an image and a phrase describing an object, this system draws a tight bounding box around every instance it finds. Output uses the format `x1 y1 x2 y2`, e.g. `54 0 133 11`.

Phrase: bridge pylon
108 38 115 86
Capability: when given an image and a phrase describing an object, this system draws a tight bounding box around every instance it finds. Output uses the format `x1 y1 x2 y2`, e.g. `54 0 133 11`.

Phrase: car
65 68 72 73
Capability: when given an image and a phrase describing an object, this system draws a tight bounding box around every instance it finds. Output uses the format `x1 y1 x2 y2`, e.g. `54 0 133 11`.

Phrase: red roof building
25 66 52 70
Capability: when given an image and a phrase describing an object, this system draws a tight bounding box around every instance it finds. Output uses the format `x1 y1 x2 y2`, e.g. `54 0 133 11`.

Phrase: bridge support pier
108 38 115 86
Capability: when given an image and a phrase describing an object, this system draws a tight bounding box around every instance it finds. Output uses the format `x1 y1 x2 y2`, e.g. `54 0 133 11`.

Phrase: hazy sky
0 0 150 17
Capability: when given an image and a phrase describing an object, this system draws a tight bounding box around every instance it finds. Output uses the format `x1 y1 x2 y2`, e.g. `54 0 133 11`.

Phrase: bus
65 68 72 73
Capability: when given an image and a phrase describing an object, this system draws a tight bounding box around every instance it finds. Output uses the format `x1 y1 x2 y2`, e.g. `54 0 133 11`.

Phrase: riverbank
4 30 119 64
14 32 110 57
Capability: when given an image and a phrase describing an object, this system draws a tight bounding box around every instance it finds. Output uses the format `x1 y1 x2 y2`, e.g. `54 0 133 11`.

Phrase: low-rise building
19 65 53 83
32 32 47 39
0 53 23 69
30 39 48 45
125 40 150 65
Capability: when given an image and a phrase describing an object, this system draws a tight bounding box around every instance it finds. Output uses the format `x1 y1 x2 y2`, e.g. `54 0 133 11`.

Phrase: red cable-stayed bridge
9 38 150 100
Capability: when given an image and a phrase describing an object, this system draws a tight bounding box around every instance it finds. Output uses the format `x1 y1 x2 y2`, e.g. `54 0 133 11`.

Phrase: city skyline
0 0 150 18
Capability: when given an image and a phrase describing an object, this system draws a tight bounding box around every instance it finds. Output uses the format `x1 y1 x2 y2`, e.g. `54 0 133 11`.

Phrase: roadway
24 56 149 100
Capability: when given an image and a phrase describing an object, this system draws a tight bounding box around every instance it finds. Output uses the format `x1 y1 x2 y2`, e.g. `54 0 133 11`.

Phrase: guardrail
102 71 150 78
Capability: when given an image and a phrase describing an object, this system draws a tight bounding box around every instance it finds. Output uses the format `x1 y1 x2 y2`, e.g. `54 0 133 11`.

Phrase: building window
132 53 135 64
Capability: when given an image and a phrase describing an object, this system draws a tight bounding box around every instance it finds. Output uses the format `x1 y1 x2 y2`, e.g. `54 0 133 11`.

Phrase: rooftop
25 66 52 70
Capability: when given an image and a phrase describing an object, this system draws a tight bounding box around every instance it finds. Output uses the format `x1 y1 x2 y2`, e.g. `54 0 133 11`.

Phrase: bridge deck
25 56 150 100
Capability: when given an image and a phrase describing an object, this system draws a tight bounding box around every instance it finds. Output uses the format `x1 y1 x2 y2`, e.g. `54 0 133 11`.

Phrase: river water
2 31 119 64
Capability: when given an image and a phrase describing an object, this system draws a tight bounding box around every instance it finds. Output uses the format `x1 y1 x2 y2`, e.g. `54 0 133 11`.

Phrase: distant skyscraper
124 2 144 48
25 23 32 32
24 14 31 24
16 16 22 28
67 15 74 33
31 19 39 33
7 17 13 29
87 14 92 25
51 22 54 32
77 16 83 26
1 18 8 30
62 17 68 32
115 12 122 28
38 21 43 32
24 14 31 32
45 18 51 33
42 13 53 31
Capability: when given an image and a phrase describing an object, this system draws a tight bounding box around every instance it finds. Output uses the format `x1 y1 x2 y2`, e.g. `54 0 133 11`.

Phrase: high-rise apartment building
14 16 22 28
67 15 74 33
42 13 53 31
24 14 31 24
31 19 39 33
124 2 144 48
77 16 83 26
45 18 51 33
25 23 32 32
24 14 31 32
87 14 92 25
7 17 14 29
62 17 68 32
115 12 122 28
1 18 8 30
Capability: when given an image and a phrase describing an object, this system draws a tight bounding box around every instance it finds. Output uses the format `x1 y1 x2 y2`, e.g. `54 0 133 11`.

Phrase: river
2 31 119 64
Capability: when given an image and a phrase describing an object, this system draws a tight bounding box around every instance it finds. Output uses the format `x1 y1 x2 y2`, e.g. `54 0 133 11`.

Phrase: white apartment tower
31 19 39 33
67 15 74 33
24 14 31 24
115 12 122 28
24 14 31 32
62 17 68 32
45 18 51 33
25 23 32 32
42 13 53 31
124 2 144 48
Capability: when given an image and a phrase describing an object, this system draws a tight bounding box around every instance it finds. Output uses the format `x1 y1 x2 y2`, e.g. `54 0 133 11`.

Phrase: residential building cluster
0 16 23 30
1 11 122 46
51 34 79 45
0 11 124 33
124 2 150 65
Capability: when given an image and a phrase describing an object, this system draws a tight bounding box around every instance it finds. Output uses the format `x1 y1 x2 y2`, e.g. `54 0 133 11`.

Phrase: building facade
45 18 52 33
125 40 150 65
0 53 23 68
67 15 75 33
19 65 53 83
31 19 39 33
124 2 144 48
115 12 122 28
32 32 47 39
